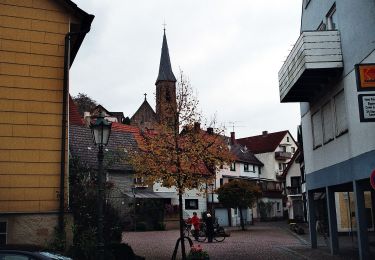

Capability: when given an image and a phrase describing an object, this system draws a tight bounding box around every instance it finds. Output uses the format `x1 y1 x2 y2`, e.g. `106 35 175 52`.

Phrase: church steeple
155 30 177 125
155 31 176 84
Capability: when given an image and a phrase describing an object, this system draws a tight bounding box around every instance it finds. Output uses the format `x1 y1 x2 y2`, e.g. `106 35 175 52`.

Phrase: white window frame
244 163 249 172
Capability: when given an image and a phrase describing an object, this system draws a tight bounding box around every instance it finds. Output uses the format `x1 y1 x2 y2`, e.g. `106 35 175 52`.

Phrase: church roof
156 31 176 84
131 98 156 120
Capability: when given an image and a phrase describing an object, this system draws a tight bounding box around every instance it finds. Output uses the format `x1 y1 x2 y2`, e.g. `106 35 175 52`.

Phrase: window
220 178 223 187
305 0 311 8
326 4 337 30
291 177 301 188
280 145 286 152
0 222 6 245
322 102 334 143
317 21 327 31
312 111 323 148
166 89 171 102
185 199 198 210
230 162 236 171
279 163 283 171
291 147 296 153
334 90 348 136
276 202 280 211
286 137 289 142
244 163 249 172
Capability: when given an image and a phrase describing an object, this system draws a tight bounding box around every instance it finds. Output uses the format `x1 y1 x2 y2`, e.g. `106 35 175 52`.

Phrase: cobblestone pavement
122 222 342 260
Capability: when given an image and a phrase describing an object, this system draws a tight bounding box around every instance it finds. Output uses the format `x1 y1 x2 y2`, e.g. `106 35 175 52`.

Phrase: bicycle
196 222 226 242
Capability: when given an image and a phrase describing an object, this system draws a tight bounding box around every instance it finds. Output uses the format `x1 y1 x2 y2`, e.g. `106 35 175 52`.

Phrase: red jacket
191 215 200 230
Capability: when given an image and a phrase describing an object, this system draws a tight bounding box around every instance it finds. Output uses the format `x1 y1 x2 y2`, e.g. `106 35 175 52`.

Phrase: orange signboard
356 64 375 90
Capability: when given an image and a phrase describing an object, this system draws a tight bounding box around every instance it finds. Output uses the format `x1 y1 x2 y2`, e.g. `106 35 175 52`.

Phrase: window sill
313 144 322 150
323 138 334 145
336 129 348 138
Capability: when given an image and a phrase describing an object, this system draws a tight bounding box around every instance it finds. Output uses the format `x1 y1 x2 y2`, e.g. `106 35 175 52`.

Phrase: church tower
155 31 177 125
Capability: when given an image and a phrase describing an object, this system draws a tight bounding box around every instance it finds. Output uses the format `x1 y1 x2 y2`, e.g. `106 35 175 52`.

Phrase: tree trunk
239 207 245 231
178 187 187 259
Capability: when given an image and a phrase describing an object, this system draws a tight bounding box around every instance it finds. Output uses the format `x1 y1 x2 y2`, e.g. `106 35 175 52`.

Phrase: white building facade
278 1 375 258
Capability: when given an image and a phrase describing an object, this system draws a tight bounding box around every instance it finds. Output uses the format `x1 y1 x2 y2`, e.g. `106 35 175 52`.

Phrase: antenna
227 121 245 133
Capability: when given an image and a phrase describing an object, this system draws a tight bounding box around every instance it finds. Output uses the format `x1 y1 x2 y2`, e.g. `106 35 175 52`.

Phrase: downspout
59 29 90 233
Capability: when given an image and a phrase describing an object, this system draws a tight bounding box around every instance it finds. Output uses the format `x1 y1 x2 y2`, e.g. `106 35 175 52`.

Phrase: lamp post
132 186 137 232
90 111 111 260
209 182 214 213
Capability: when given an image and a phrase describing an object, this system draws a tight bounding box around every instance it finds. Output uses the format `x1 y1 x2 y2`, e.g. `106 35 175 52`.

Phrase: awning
123 191 175 199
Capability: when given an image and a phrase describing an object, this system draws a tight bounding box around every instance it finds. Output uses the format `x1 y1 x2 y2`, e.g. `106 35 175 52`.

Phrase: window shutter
334 90 348 136
322 102 334 143
312 111 323 148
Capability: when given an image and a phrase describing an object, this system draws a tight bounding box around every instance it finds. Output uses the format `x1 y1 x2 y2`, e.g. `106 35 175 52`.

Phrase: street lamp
209 182 215 213
90 111 111 260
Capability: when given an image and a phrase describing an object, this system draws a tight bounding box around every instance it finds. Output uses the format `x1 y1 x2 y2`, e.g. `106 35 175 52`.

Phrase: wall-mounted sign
358 94 375 122
356 64 375 91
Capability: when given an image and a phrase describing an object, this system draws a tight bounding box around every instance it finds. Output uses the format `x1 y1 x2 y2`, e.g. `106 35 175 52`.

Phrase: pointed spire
156 30 176 84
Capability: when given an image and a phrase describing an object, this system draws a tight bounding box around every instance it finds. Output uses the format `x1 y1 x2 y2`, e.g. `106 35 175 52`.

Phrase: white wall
302 50 375 175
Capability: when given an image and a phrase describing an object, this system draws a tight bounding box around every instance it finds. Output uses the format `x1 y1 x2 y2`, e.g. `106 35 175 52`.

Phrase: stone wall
0 213 73 247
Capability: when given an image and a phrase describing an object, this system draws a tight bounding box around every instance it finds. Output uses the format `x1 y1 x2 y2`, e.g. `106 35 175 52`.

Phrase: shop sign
358 94 375 122
356 64 375 91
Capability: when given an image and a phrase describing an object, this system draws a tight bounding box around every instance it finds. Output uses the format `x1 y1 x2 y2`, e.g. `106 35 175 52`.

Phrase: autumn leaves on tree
129 71 233 259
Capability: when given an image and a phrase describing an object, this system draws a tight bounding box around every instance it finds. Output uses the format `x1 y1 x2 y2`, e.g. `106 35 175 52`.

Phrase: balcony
286 186 302 195
278 30 343 103
275 151 292 160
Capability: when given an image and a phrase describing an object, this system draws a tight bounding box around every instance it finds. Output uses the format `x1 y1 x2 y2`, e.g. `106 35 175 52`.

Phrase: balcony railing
261 181 283 192
278 30 343 102
286 186 302 195
275 151 292 160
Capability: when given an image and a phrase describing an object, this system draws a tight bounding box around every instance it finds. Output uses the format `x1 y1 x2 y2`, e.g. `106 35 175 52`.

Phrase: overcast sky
71 0 302 139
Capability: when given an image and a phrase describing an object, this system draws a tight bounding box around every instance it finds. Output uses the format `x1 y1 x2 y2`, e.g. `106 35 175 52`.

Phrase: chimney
207 127 213 135
262 131 268 136
194 122 200 131
230 132 236 145
84 111 91 127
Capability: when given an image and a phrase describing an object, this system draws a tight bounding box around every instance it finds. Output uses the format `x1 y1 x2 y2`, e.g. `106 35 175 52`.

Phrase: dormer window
230 162 236 171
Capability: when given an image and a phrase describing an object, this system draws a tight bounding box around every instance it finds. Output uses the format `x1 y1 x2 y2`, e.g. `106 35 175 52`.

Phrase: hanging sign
356 64 375 91
371 170 375 190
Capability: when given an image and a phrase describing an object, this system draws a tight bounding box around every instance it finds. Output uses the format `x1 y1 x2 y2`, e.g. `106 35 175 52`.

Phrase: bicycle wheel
196 229 207 242
214 227 226 242
184 228 190 237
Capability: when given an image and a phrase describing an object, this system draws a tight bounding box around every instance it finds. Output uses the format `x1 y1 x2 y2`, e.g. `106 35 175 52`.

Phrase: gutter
59 28 92 233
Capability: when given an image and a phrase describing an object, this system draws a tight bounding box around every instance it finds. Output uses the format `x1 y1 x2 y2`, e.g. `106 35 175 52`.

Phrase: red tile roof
111 122 144 146
236 130 289 154
69 95 84 126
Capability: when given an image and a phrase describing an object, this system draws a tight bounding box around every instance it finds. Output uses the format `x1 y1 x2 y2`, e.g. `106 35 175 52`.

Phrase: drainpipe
59 30 90 233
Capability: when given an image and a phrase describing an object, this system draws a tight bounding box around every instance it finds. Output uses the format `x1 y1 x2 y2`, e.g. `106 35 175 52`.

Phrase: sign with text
358 94 375 122
356 64 375 91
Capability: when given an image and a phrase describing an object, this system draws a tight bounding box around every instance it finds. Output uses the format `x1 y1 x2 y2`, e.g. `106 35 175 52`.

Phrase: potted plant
187 244 209 260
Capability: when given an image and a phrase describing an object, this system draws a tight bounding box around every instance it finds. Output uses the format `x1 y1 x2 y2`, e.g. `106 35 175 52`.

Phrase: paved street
122 222 351 260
